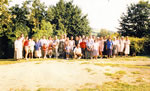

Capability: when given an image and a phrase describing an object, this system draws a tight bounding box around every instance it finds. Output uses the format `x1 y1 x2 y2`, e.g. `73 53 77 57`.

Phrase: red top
24 40 29 46
80 42 86 49
42 45 47 51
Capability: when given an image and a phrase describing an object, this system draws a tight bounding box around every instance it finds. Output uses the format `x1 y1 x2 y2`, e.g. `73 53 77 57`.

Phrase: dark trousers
81 48 86 59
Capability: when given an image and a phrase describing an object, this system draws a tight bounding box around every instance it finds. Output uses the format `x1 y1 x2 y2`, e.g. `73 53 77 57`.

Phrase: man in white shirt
74 44 82 59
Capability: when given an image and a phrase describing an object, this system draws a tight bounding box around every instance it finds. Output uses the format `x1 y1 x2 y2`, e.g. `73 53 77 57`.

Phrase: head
66 37 69 41
82 35 85 39
126 36 128 40
35 38 39 42
77 43 80 48
121 36 124 40
60 35 63 39
31 37 34 41
71 36 74 40
42 36 46 39
75 36 79 40
21 33 24 37
55 36 57 40
48 36 52 40
113 37 116 41
25 36 28 40
100 37 103 40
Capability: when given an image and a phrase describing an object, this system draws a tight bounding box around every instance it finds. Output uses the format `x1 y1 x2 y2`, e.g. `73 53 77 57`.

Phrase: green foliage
51 0 91 37
97 28 113 37
118 1 150 38
129 37 146 55
78 81 150 91
0 0 12 36
32 20 53 39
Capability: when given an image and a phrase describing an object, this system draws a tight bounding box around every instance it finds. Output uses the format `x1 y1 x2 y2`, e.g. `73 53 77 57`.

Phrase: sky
9 0 145 32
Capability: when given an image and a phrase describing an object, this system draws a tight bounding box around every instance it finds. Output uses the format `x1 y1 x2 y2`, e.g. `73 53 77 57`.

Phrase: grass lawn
0 56 150 91
0 56 150 65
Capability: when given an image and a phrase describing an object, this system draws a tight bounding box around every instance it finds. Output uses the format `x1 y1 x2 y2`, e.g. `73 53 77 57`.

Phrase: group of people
14 34 130 60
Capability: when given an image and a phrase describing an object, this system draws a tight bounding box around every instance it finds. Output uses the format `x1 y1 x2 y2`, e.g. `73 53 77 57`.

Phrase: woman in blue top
34 38 42 58
106 38 113 58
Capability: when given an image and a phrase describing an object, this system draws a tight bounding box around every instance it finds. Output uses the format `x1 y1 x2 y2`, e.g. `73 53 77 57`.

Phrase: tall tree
30 0 47 33
51 0 91 37
118 1 150 38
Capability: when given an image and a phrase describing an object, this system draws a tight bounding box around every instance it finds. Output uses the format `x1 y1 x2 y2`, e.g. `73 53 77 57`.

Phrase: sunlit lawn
0 56 150 65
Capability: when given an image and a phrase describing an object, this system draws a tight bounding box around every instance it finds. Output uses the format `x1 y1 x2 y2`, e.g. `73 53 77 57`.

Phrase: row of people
14 34 130 60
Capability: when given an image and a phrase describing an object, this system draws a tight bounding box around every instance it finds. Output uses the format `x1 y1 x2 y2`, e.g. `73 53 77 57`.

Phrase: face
36 38 39 42
26 37 28 40
71 36 73 40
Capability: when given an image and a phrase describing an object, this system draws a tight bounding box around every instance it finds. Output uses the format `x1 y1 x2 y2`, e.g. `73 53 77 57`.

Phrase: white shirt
69 40 75 50
29 40 35 49
74 47 82 54
15 39 23 50
40 39 48 46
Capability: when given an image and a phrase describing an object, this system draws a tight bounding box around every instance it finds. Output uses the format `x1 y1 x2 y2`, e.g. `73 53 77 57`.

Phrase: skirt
35 50 42 58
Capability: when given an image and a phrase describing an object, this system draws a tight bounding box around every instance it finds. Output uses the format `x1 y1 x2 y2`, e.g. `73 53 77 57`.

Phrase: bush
129 37 146 56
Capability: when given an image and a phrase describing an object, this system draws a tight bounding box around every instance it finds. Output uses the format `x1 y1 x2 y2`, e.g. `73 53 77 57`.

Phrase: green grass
78 81 150 91
108 56 150 61
94 63 150 69
104 71 126 80
0 56 149 65
84 68 93 73
131 71 141 74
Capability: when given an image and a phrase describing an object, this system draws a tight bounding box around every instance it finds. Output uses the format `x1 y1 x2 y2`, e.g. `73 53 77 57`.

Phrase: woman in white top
120 36 125 57
112 37 118 58
124 36 130 56
14 37 23 60
28 38 35 59
92 39 99 59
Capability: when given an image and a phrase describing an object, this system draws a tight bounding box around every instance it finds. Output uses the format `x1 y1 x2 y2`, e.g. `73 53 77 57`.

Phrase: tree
0 0 12 36
118 1 150 38
51 0 91 37
30 0 47 33
97 29 113 37
32 20 53 39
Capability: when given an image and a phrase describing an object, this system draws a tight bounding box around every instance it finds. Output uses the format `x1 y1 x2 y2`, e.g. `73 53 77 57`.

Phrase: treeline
0 0 91 58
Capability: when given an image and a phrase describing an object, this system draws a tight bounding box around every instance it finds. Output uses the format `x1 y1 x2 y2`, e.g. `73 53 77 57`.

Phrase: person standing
40 36 48 57
75 36 79 47
69 36 75 58
34 38 42 58
106 38 113 58
42 43 47 59
124 36 130 57
120 36 125 57
14 37 23 60
24 37 29 60
28 38 35 59
48 36 53 58
80 39 86 59
53 36 59 58
92 39 99 59
65 43 71 60
99 37 104 59
85 38 92 59
112 37 118 58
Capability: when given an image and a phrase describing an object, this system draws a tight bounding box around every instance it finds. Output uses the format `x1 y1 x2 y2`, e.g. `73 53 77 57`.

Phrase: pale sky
10 0 146 31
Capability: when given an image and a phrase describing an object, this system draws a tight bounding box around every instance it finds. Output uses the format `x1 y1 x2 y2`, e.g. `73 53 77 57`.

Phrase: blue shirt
35 42 41 50
107 40 113 49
